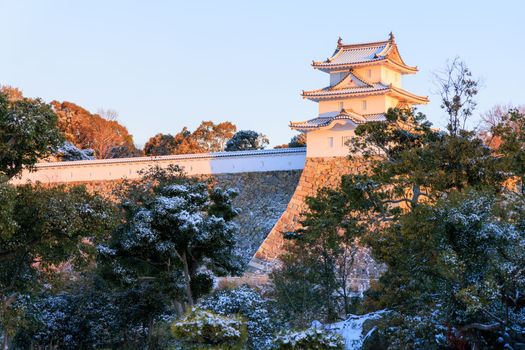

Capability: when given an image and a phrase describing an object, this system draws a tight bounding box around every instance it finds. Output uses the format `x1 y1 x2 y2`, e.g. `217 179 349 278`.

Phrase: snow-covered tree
55 141 95 161
225 130 269 151
12 286 148 349
98 166 243 317
0 92 63 179
271 103 520 348
364 191 525 349
0 184 117 348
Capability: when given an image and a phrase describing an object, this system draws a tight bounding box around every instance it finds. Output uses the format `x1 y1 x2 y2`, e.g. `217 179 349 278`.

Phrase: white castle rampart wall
12 148 307 184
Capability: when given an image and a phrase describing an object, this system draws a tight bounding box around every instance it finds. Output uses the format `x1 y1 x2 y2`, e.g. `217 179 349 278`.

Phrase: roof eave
312 60 386 72
388 87 429 104
302 89 389 101
385 59 418 74
290 118 360 131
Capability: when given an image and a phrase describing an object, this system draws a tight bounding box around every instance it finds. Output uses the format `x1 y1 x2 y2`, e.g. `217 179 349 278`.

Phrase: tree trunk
2 331 9 350
181 252 194 307
173 300 184 315
147 316 154 350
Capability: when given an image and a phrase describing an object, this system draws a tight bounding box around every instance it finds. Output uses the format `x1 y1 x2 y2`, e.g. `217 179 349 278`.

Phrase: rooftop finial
337 36 343 47
389 31 395 42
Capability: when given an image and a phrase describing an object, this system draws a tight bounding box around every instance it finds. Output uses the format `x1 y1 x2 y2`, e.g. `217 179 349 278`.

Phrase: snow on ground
326 310 385 350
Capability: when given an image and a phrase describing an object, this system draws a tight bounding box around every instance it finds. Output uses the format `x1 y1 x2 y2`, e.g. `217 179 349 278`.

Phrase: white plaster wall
319 94 386 116
379 66 401 87
11 149 307 185
386 95 400 110
305 122 356 158
354 66 382 84
330 72 346 86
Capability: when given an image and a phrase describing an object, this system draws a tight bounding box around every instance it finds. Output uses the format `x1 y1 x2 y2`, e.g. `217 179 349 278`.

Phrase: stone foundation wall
205 171 302 265
249 157 382 291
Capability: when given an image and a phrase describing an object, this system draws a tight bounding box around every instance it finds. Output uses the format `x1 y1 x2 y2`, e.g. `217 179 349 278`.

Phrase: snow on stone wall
204 171 302 265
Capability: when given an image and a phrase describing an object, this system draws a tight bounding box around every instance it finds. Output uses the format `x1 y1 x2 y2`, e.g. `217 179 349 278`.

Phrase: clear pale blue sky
1 0 524 147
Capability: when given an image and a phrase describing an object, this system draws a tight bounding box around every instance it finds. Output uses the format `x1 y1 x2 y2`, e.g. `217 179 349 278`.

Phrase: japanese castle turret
291 33 428 157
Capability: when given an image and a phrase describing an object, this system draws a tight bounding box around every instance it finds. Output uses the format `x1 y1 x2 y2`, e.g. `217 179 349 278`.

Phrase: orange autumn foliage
51 101 139 159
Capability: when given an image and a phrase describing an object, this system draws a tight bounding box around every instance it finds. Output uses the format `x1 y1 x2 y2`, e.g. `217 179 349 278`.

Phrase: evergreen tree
0 92 63 179
97 166 243 343
55 141 95 161
492 108 525 196
271 187 361 326
271 107 505 327
0 184 117 348
271 97 523 348
363 192 525 349
225 130 269 151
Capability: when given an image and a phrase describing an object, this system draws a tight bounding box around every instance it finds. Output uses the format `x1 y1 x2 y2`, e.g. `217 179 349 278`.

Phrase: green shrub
273 328 344 350
171 308 248 349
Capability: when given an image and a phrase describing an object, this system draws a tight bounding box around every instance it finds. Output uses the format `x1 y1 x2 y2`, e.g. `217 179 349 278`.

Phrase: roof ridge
349 70 374 86
330 71 371 90
339 40 390 49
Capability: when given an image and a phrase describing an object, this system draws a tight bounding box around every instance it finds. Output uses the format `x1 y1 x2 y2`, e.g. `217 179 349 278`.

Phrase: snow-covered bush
171 308 247 349
199 285 279 349
55 141 95 161
13 291 124 350
273 328 344 350
225 130 269 151
361 310 447 350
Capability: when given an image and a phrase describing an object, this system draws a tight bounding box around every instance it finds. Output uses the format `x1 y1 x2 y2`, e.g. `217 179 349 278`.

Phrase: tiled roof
290 111 385 130
302 82 429 103
312 34 417 72
302 83 390 99
318 41 390 66
33 148 307 168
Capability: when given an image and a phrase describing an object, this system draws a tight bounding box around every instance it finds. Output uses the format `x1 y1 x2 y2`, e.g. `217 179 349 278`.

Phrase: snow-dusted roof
32 147 307 169
290 110 385 131
302 83 390 100
324 41 389 65
312 33 417 73
302 79 429 103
